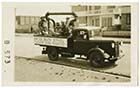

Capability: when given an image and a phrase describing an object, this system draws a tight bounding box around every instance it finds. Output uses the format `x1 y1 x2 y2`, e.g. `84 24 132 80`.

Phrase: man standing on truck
65 17 77 37
60 21 67 36
38 17 48 35
66 17 70 26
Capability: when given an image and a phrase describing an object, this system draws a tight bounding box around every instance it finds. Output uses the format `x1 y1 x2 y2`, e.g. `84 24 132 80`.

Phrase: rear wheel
89 51 105 67
47 47 58 61
61 54 68 57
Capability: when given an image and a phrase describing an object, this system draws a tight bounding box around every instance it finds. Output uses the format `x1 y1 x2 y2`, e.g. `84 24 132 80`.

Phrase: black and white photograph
2 2 139 86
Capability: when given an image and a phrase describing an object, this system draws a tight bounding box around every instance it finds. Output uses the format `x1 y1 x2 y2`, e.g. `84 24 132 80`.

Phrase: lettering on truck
34 36 67 47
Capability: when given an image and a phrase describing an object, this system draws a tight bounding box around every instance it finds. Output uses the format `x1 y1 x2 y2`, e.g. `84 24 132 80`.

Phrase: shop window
102 17 112 27
20 16 25 25
126 14 131 25
25 16 30 24
92 18 100 27
95 18 99 26
108 17 112 27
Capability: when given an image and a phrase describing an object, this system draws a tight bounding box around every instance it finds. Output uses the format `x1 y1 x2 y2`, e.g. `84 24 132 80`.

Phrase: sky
16 3 71 16
15 3 75 21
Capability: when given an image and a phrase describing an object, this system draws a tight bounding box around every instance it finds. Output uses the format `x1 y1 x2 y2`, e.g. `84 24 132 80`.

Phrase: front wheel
47 47 58 61
89 51 105 67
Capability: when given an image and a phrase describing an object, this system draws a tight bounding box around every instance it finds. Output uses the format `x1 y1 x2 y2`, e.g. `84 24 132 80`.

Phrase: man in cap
38 17 48 35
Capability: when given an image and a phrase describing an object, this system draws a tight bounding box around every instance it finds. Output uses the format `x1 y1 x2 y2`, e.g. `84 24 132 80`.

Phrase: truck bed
34 35 68 48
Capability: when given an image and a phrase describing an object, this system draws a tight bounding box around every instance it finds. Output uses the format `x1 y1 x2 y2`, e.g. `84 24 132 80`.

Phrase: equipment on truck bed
38 12 78 37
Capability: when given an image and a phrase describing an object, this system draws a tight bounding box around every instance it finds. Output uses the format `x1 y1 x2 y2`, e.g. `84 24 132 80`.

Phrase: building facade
16 16 40 33
71 5 131 31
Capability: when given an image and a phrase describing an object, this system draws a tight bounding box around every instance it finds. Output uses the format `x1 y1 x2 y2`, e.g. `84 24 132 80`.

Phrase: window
20 16 25 25
107 6 115 9
104 18 107 26
72 6 88 12
89 6 92 10
102 17 113 27
92 20 94 26
85 6 88 11
25 16 30 24
95 18 99 26
95 6 101 10
102 18 105 26
75 30 88 40
126 14 131 25
92 17 100 26
108 17 112 27
78 17 87 26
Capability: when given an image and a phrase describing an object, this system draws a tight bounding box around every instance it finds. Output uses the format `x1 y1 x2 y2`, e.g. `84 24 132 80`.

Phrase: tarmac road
15 56 130 82
15 34 131 81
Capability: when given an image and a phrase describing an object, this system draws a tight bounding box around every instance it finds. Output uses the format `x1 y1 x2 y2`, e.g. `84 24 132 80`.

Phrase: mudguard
87 48 105 59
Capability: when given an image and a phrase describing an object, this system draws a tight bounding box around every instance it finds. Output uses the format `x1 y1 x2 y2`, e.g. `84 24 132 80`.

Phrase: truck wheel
61 54 68 57
47 47 58 61
109 59 116 65
89 51 105 67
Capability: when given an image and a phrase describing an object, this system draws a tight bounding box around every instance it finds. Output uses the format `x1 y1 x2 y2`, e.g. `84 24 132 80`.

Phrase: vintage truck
34 12 123 67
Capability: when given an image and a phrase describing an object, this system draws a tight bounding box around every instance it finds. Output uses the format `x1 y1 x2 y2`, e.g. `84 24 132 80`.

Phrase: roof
45 12 78 18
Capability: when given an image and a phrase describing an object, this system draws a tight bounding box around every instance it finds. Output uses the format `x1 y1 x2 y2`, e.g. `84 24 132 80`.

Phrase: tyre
89 51 105 67
47 47 58 61
61 54 68 57
108 59 117 65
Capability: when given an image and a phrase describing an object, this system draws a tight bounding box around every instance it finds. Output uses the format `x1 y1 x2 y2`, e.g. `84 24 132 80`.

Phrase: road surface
15 56 130 82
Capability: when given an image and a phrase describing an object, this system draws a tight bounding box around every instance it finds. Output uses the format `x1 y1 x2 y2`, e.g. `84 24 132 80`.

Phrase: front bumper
109 54 125 61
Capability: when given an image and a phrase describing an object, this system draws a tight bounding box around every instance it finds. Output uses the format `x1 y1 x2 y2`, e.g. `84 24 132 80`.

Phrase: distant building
71 5 131 31
16 16 40 32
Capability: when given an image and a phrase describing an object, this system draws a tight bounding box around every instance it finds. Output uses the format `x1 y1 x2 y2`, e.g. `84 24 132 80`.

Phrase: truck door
73 30 90 54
